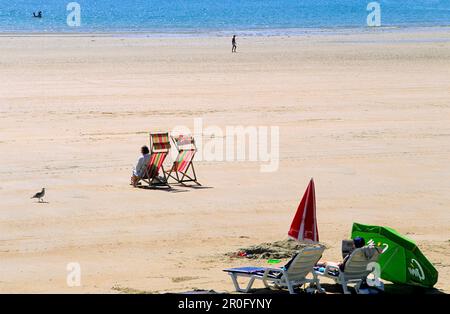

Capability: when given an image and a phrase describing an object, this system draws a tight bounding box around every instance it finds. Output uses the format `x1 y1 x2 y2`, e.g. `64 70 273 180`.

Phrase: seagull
31 188 45 202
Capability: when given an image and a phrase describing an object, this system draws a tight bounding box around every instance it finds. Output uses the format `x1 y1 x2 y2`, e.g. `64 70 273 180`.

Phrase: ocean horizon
0 0 449 35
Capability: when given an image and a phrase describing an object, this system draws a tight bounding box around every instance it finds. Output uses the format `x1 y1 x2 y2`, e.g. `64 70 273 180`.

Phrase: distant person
33 11 42 18
130 145 151 187
232 35 237 53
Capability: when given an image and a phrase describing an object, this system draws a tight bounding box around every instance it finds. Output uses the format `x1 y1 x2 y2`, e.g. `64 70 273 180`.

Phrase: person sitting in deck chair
315 237 366 275
130 145 151 187
314 237 382 294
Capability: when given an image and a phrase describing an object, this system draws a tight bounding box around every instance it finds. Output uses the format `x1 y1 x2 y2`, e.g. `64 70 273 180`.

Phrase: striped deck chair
141 132 171 188
166 134 200 185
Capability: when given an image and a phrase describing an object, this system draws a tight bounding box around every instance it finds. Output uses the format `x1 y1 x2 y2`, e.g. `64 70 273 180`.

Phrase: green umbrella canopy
351 222 438 288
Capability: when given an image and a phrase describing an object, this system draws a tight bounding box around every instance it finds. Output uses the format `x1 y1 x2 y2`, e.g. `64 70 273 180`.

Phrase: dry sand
0 29 449 293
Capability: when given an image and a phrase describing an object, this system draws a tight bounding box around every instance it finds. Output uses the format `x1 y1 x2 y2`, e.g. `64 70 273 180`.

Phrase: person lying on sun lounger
130 145 151 187
314 237 366 275
314 237 382 294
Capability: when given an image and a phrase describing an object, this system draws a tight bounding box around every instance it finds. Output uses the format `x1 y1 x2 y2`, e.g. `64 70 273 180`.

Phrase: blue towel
223 267 266 274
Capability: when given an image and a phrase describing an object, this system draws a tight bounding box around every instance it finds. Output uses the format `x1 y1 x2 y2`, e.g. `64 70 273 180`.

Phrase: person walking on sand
232 35 237 53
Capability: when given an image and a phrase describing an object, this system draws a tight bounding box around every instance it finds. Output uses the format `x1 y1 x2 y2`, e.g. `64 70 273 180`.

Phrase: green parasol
351 222 438 288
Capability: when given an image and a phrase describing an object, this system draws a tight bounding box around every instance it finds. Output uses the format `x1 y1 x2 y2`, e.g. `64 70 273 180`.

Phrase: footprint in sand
171 276 199 283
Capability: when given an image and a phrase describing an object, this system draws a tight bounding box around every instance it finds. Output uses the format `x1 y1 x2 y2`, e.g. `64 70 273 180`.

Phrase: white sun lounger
314 246 381 294
224 246 325 294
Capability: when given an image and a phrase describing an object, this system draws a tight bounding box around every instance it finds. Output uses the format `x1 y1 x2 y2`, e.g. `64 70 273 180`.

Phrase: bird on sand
31 188 45 202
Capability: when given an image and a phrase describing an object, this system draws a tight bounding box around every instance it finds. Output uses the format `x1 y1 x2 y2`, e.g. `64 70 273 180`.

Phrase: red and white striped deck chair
141 132 171 188
166 134 200 185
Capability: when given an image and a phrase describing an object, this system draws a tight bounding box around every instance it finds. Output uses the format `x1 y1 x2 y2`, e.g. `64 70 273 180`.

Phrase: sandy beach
0 29 449 293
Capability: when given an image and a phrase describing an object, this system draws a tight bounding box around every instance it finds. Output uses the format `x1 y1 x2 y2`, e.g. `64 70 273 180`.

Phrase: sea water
0 0 449 34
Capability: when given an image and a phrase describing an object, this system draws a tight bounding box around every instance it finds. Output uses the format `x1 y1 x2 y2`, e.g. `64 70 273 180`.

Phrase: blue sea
0 0 449 34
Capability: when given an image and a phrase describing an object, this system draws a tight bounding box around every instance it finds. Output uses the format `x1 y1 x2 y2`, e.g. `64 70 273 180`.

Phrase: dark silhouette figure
33 11 42 18
232 35 237 53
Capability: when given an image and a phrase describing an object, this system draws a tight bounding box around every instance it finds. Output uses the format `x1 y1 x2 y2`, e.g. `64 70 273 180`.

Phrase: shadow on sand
136 183 213 193
222 283 446 295
383 283 446 295
179 184 213 190
136 185 188 193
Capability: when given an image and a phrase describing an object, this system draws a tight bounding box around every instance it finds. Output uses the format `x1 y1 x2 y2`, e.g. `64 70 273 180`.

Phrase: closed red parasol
288 178 319 242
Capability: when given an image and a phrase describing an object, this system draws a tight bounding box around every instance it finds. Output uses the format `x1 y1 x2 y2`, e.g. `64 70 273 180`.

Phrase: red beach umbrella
288 178 319 242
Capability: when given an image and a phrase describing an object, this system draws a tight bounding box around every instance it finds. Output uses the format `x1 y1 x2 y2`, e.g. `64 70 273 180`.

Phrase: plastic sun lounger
140 132 171 189
224 246 325 294
314 246 381 294
166 134 200 185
